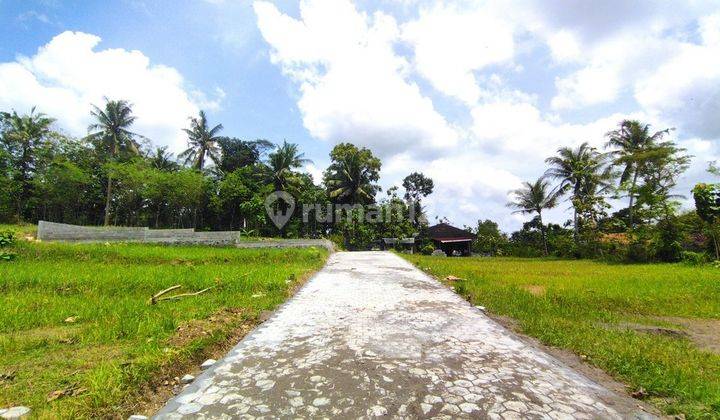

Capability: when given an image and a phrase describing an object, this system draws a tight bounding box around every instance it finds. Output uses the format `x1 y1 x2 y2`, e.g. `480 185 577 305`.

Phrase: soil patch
654 316 720 354
521 284 547 296
600 316 720 355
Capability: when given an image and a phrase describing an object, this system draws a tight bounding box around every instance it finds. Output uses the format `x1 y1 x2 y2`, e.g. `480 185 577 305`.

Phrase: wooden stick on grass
156 287 214 302
149 284 181 305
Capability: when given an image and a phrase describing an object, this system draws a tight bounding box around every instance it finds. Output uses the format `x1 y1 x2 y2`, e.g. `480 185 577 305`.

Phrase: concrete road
156 252 653 419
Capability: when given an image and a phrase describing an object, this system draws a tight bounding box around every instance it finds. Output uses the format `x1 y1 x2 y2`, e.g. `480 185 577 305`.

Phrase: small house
428 223 475 256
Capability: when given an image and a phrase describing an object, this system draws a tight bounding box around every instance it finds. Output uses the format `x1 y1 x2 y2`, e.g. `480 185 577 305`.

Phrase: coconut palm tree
605 120 672 229
179 110 223 171
87 99 141 225
151 146 179 171
267 141 310 191
0 107 55 215
507 178 557 255
325 148 381 204
544 142 610 239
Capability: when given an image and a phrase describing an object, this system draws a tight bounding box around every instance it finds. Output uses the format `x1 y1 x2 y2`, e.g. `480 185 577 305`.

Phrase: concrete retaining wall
37 221 334 251
37 221 148 241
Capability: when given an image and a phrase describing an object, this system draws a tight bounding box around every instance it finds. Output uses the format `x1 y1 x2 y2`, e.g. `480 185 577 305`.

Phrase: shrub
626 241 651 263
0 230 16 261
0 230 14 247
681 251 708 266
420 244 435 255
327 233 346 251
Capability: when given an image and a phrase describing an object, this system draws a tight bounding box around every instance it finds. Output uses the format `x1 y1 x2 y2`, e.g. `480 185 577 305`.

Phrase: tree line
495 120 717 263
0 99 432 246
2 101 718 262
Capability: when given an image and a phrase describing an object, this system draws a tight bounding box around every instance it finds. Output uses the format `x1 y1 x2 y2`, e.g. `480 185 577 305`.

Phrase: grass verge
0 231 328 418
402 255 720 418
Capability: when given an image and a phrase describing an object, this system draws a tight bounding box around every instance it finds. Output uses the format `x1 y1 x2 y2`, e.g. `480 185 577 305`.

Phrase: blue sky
1 0 719 230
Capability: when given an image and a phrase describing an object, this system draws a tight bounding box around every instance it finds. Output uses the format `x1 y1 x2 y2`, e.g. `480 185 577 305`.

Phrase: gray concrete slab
155 251 654 419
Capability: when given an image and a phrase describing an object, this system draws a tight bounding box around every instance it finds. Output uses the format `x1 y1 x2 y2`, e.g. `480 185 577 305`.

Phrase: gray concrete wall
37 221 334 251
37 221 148 241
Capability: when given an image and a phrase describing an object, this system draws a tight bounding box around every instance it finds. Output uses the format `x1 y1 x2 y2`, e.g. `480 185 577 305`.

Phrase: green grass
402 255 720 419
0 233 328 418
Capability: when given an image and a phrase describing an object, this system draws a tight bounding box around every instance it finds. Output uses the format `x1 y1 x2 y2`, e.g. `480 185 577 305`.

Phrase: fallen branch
155 286 215 303
156 287 214 302
148 284 181 305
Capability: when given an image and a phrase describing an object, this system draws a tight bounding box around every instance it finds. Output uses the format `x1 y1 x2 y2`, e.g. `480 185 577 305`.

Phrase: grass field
0 231 328 418
402 255 720 418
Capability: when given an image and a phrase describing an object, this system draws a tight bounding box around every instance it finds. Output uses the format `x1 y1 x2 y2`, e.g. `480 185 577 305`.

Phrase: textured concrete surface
156 252 654 419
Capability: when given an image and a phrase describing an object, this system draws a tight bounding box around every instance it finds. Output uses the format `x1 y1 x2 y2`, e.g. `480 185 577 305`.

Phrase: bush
626 241 651 263
327 233 346 251
681 251 708 266
0 230 16 261
0 230 14 247
420 244 435 255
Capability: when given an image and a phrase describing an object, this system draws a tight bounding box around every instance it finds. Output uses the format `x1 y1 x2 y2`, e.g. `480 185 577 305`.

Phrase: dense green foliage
0 102 435 245
0 233 327 417
1 103 716 261
489 119 715 263
404 254 720 418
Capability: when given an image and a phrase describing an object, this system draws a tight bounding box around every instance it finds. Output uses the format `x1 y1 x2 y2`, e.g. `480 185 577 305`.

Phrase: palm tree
0 107 55 214
267 141 311 191
151 146 179 171
87 99 141 226
605 120 671 229
544 142 610 239
507 178 557 255
179 110 222 171
325 151 380 204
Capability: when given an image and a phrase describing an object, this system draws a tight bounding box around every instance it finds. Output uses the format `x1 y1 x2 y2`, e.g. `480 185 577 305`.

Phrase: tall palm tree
0 107 55 214
605 120 671 229
325 151 380 204
179 110 222 171
267 141 310 191
507 178 557 255
544 142 609 239
87 99 141 226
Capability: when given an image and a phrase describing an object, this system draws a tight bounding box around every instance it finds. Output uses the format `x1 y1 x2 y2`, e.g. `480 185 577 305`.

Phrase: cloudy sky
1 0 718 231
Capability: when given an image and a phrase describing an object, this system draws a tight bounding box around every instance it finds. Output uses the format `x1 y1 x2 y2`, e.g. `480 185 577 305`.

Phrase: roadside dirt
124 269 319 418
124 309 258 417
603 316 720 355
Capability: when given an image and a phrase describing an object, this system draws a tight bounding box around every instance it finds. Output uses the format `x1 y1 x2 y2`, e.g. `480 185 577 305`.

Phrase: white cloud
547 30 581 63
254 0 459 159
634 13 720 138
401 3 515 104
0 31 221 151
250 0 720 231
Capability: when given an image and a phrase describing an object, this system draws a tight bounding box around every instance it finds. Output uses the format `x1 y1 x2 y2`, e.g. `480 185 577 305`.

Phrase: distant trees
502 119 700 262
508 178 557 255
605 120 672 229
267 140 310 192
544 142 611 240
693 163 720 260
0 107 55 217
217 137 273 173
402 172 434 223
2 101 712 262
324 143 381 205
179 110 223 171
87 99 142 225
